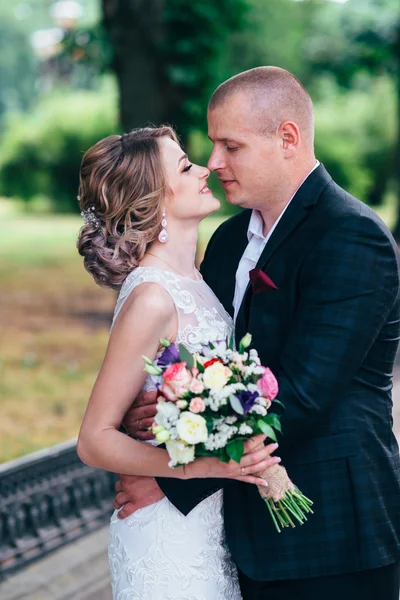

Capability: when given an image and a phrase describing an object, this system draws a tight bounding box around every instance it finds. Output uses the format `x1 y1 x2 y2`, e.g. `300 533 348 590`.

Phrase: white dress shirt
232 161 320 322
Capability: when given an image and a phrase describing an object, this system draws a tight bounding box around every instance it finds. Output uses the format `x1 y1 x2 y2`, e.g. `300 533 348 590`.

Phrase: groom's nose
207 147 224 172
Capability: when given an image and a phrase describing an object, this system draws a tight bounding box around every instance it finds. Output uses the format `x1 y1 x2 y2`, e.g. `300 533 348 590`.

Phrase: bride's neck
145 223 199 277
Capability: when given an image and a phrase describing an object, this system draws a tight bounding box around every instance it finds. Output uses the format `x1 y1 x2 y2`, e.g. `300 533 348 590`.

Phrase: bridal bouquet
143 334 313 533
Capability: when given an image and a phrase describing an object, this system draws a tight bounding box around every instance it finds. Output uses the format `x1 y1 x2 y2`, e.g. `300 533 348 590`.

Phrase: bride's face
159 137 220 222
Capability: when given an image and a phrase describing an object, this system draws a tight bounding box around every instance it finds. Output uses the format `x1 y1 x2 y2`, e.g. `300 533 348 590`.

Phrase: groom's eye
182 164 193 172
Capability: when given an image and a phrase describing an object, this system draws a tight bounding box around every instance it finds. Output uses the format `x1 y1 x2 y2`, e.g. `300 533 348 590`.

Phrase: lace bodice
113 266 234 354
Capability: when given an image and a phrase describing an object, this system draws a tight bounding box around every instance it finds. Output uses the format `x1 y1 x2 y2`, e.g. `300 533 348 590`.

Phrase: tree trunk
102 0 175 133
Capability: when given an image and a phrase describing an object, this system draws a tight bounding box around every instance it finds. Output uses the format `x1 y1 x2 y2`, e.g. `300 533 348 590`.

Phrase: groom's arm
275 214 399 453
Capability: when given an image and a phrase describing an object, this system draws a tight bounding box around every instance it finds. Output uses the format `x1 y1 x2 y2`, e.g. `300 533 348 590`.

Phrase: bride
76 126 280 599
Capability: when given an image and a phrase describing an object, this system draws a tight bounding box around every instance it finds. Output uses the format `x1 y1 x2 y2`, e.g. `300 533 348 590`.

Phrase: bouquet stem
254 445 313 533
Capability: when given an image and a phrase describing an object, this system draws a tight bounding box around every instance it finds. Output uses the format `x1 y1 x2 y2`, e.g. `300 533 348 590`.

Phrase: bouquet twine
251 443 313 532
253 443 294 502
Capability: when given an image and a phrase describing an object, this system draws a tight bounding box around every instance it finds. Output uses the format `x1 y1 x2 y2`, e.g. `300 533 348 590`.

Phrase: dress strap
111 267 196 330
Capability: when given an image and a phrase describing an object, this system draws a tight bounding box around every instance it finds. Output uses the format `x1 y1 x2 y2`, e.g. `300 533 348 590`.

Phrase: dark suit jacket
157 165 400 581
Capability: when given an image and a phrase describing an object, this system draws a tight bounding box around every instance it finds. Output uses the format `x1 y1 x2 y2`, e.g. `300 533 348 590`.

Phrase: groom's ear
279 121 300 157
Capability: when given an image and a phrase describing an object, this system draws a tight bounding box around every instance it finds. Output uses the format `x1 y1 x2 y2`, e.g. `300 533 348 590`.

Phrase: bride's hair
77 126 178 290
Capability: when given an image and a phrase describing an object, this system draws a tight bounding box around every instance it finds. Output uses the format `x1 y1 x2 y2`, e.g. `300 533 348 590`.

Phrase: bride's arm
77 282 279 482
77 282 186 477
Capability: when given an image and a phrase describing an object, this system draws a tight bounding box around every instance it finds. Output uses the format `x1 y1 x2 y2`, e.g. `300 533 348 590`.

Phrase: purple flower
236 390 259 415
157 343 180 367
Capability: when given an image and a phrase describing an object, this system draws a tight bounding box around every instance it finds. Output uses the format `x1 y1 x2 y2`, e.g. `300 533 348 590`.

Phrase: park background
0 0 399 466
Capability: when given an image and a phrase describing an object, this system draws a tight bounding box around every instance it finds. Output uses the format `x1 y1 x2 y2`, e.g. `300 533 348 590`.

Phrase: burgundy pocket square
249 268 279 293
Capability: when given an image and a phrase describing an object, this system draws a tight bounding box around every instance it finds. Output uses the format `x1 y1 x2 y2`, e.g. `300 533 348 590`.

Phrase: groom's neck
259 157 317 236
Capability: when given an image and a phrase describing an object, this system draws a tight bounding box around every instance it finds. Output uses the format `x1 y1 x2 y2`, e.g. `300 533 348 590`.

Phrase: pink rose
189 397 206 413
257 367 279 400
161 362 192 401
192 367 199 378
190 378 204 394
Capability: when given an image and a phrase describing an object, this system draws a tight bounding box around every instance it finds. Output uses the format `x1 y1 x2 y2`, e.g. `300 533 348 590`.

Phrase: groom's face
207 93 285 210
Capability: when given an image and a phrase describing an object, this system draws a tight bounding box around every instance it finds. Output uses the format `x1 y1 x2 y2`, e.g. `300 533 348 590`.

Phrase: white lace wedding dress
108 266 242 600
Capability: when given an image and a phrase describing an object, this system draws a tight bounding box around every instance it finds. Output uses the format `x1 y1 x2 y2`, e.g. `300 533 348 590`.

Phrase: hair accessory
158 210 168 243
81 205 101 229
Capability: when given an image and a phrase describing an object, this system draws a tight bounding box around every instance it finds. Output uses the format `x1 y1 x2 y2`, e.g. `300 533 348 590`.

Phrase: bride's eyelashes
226 146 239 152
182 164 193 173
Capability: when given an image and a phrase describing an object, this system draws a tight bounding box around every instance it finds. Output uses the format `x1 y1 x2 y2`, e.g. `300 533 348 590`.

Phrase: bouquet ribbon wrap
253 443 313 532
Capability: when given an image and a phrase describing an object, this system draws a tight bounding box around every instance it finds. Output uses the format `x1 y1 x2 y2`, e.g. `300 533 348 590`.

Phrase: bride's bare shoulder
114 281 176 328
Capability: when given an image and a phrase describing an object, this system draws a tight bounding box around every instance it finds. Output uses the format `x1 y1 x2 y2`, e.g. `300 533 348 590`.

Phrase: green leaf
208 342 215 350
257 420 277 442
229 394 244 415
196 361 205 373
272 399 285 410
159 339 171 347
179 344 194 369
204 414 215 434
265 413 282 433
226 438 244 463
219 447 231 463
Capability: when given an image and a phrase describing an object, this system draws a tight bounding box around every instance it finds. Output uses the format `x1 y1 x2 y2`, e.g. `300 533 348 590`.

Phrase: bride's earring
158 210 168 243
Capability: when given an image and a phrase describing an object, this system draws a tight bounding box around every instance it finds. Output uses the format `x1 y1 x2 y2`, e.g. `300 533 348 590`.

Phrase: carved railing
0 440 117 581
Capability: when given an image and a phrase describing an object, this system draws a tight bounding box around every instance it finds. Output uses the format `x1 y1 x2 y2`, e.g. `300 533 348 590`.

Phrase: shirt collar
247 160 320 242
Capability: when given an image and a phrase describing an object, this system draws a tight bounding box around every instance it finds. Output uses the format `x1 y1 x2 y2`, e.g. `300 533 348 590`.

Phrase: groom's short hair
209 66 314 146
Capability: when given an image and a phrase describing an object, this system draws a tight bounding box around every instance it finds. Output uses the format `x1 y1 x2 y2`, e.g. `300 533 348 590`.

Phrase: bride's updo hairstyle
77 126 178 290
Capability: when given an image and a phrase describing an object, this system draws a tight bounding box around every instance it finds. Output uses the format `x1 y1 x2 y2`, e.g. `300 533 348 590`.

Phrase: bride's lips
200 183 212 194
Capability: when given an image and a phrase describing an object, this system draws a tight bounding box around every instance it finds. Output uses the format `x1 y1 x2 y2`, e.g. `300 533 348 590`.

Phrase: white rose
203 362 229 390
166 439 195 465
176 411 208 445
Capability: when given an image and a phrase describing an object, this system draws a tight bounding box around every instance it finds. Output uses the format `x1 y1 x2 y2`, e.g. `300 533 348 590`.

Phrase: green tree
304 0 400 234
102 0 248 144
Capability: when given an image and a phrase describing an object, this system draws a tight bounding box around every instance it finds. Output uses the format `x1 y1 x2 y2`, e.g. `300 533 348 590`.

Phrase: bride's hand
184 434 281 486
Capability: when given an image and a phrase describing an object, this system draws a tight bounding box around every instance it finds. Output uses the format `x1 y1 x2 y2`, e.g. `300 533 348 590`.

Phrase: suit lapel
235 164 332 337
215 210 251 318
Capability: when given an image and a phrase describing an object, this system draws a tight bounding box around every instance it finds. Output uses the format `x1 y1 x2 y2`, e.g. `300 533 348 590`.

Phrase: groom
115 67 400 598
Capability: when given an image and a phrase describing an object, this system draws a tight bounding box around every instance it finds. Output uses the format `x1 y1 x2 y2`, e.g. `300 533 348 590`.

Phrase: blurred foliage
304 0 399 83
0 0 101 120
0 77 119 212
0 0 398 219
59 24 111 84
0 14 37 119
313 75 397 201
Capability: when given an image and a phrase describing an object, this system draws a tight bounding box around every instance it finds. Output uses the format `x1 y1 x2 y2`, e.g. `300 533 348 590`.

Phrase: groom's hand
122 391 157 441
113 475 165 519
